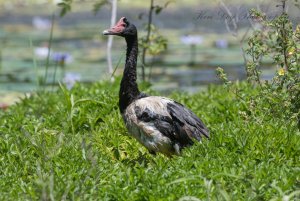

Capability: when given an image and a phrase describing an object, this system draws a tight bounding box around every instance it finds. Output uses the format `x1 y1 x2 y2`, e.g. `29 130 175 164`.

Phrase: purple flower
52 52 73 64
215 39 228 49
63 72 81 89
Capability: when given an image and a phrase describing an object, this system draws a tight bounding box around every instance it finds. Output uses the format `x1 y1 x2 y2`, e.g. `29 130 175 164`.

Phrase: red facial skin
103 17 127 35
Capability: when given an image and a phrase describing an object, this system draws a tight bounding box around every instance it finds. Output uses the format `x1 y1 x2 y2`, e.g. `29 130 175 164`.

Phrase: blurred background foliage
0 0 299 103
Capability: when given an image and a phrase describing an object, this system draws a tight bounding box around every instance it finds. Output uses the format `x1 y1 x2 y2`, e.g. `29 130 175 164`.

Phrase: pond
0 5 279 104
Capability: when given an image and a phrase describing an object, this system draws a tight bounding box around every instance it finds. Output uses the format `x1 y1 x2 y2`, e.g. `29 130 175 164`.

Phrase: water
149 64 275 93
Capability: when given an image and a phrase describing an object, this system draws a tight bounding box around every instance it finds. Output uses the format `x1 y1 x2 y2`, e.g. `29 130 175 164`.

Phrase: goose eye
123 18 129 25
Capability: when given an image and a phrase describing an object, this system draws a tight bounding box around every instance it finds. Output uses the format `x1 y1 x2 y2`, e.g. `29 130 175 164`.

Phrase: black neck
119 35 140 113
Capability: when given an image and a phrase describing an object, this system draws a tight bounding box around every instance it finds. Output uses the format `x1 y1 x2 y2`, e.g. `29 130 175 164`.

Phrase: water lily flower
215 39 228 49
180 35 203 45
34 46 50 59
52 52 73 66
32 16 51 30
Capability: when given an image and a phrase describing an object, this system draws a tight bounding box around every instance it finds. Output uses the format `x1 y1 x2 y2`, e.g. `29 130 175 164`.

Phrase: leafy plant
217 1 300 129
57 0 110 17
1 80 299 200
57 0 73 17
139 0 172 81
93 0 110 14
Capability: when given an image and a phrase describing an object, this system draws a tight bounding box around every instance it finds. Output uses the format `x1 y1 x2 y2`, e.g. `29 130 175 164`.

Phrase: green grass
0 79 299 200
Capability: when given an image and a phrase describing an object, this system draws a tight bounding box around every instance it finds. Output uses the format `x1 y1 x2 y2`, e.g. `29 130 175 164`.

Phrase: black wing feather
167 101 210 140
135 100 209 149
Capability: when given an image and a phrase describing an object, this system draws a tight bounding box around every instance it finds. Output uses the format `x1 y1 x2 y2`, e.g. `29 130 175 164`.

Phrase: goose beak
103 29 112 35
102 26 123 36
102 28 121 36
